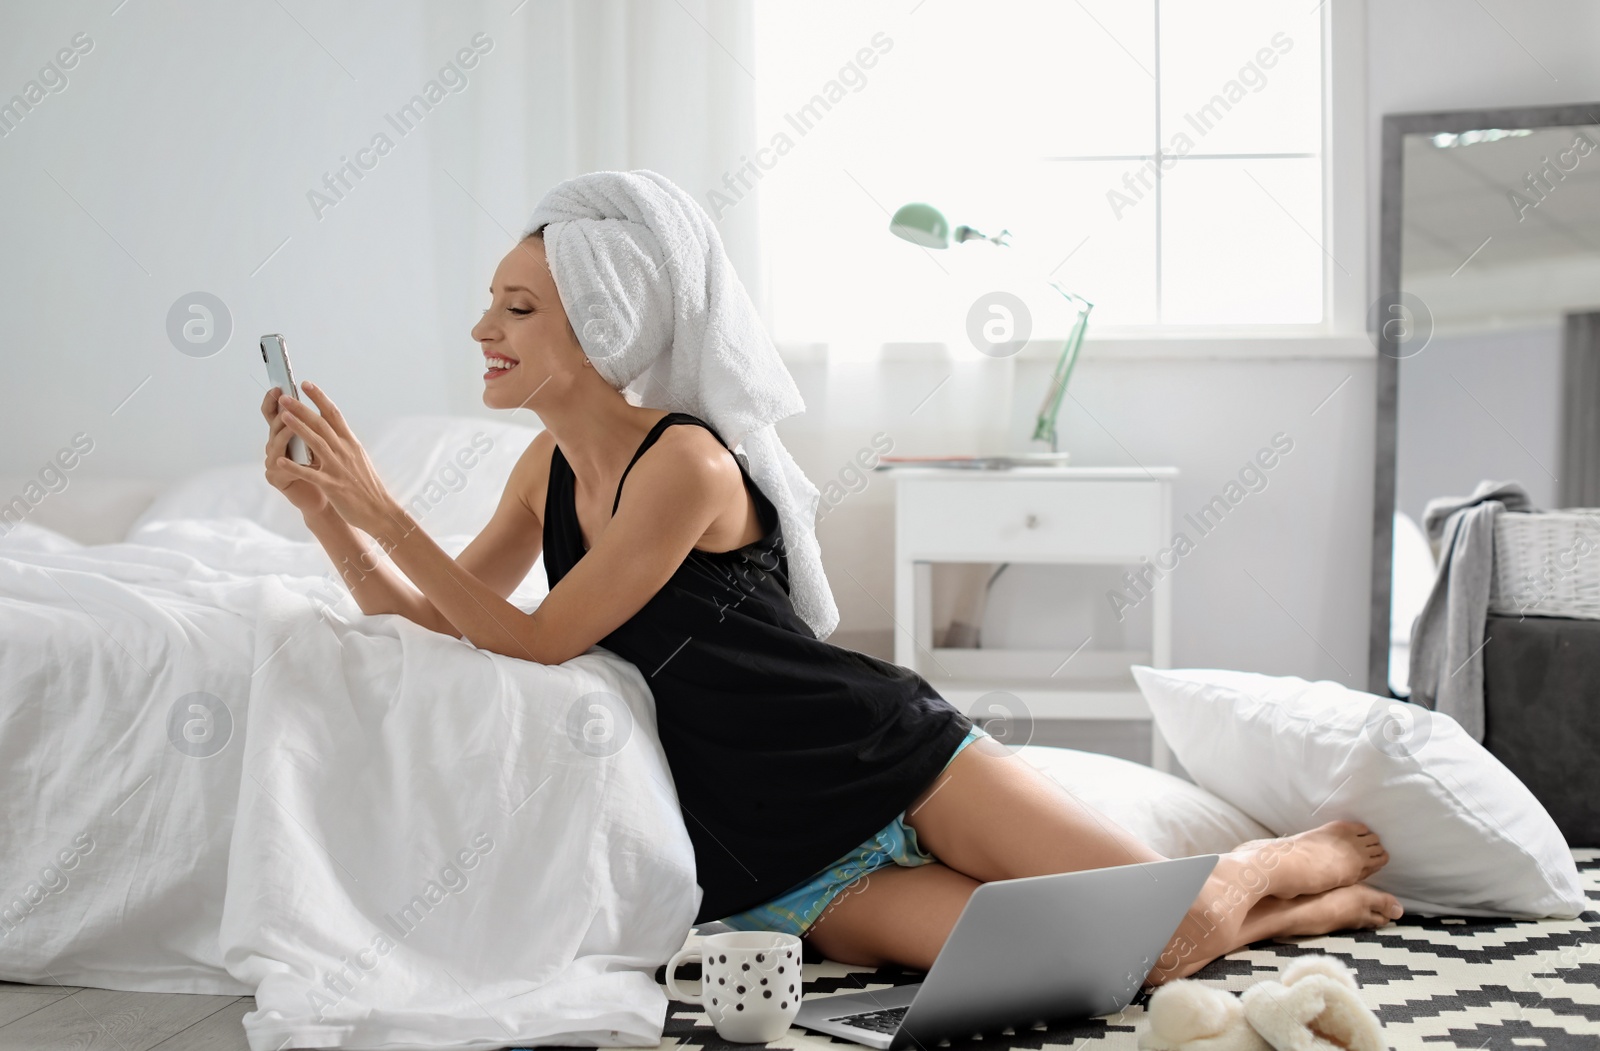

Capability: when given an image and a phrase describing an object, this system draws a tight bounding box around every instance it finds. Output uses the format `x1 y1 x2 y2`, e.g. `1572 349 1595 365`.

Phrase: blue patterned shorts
715 723 990 938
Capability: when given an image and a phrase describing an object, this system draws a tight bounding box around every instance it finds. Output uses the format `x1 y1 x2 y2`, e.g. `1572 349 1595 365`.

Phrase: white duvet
0 460 700 1049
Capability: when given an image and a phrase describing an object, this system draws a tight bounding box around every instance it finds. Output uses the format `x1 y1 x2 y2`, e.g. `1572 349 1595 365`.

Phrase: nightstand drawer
897 478 1164 560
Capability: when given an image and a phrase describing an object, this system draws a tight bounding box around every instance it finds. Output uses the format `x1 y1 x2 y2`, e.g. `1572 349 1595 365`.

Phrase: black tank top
542 412 972 923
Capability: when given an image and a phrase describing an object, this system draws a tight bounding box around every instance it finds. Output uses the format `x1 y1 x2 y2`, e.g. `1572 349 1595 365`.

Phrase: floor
3 851 1595 1050
0 981 253 1050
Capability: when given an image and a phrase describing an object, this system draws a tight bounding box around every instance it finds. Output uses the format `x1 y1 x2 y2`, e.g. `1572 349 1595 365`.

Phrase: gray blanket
1407 480 1534 740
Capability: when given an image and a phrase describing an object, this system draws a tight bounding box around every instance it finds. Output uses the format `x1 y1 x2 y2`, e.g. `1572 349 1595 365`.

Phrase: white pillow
0 520 84 552
0 475 163 546
1015 745 1272 858
128 414 543 543
370 414 542 537
1132 666 1585 919
127 463 308 541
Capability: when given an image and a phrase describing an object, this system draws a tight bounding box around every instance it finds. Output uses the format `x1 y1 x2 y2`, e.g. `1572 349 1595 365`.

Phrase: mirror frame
1367 100 1600 696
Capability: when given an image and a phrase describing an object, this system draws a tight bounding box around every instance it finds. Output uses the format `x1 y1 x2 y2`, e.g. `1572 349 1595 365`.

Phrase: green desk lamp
889 202 1092 453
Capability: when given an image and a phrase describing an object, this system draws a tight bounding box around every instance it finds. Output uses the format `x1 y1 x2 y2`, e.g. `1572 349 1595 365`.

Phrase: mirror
1370 103 1600 699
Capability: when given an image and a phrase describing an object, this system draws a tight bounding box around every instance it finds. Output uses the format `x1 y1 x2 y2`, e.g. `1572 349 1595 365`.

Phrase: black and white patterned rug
642 850 1600 1051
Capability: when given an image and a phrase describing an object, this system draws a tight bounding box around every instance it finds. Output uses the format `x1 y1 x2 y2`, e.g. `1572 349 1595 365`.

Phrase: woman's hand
261 388 329 517
271 383 401 535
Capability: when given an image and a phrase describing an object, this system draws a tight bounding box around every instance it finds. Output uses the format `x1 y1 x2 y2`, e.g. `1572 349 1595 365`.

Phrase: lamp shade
888 202 951 248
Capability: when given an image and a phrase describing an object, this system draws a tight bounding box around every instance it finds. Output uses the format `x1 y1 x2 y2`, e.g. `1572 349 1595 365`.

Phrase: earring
582 359 594 368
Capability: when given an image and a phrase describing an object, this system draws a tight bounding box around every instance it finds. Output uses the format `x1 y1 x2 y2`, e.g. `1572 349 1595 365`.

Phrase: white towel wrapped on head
524 168 839 639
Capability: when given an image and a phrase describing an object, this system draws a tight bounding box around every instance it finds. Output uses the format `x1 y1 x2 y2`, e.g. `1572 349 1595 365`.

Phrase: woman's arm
361 427 728 664
264 386 548 636
275 388 734 665
310 430 552 632
302 505 460 635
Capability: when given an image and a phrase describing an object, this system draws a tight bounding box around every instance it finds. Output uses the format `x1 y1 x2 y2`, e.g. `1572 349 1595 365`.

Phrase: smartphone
261 333 313 466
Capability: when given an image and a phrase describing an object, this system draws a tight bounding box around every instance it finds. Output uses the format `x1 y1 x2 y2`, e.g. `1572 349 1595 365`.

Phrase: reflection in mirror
1389 121 1600 700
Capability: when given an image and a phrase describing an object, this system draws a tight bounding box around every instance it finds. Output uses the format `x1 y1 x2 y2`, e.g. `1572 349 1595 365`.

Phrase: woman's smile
484 352 520 380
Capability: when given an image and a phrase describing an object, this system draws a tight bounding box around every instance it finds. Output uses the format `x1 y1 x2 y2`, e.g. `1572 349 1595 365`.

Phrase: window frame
762 0 1370 362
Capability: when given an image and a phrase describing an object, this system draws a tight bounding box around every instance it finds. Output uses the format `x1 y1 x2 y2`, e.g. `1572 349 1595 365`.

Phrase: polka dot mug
665 930 803 1042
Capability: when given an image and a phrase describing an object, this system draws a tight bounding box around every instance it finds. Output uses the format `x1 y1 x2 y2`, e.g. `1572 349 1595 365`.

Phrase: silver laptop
794 854 1217 1049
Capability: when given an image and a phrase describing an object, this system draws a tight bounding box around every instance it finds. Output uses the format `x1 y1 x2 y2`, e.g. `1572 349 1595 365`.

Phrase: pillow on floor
1015 745 1272 858
1131 666 1585 918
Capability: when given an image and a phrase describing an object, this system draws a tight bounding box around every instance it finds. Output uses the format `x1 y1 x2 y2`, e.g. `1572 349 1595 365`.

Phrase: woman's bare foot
1277 882 1404 938
1238 821 1389 899
1147 881 1405 986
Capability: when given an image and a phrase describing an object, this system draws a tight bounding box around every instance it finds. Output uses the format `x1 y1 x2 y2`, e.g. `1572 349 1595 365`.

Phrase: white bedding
0 415 702 1049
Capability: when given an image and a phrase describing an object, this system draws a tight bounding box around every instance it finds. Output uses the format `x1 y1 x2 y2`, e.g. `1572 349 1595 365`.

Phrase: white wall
2 3 494 485
788 350 1377 681
0 0 755 484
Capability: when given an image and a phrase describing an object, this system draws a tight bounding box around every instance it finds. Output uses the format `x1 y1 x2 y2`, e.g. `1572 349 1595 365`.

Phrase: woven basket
1488 508 1600 618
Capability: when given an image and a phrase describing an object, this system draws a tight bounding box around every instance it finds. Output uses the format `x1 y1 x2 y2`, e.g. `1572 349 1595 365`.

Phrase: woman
260 228 1402 988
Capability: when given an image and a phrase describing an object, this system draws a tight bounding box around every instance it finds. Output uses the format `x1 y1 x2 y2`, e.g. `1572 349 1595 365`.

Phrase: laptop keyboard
832 1005 908 1034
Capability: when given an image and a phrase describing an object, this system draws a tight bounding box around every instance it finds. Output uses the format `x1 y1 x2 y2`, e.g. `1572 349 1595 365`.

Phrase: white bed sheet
0 514 700 1049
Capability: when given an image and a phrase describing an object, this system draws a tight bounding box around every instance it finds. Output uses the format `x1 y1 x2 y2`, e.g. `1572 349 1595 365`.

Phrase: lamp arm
1032 284 1093 452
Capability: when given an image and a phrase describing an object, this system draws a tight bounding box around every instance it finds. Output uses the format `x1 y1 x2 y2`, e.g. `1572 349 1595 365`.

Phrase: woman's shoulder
642 415 741 481
631 417 772 551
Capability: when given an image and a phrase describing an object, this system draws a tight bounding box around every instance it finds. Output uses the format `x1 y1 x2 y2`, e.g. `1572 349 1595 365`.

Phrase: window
749 0 1326 349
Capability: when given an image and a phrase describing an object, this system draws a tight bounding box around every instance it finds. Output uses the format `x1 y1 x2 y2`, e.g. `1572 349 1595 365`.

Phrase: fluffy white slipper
1240 955 1385 1051
1139 979 1271 1051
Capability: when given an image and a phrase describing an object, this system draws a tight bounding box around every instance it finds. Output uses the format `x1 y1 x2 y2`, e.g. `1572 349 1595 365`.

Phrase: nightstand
888 466 1179 772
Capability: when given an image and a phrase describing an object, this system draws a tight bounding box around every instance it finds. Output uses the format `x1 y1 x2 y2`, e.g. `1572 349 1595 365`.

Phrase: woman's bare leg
804 864 980 969
1152 883 1402 982
902 738 1388 894
806 739 1402 982
802 859 1400 979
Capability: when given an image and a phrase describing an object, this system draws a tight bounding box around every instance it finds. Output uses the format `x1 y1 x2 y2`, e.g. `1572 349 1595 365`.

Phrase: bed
0 415 702 1049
